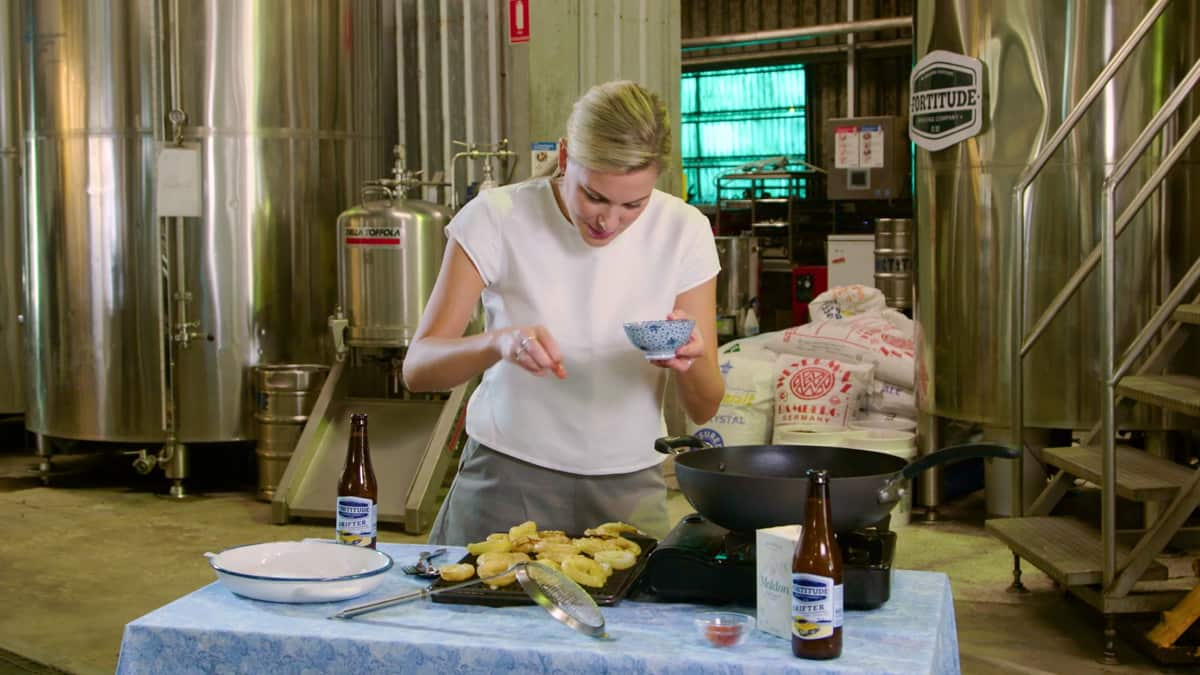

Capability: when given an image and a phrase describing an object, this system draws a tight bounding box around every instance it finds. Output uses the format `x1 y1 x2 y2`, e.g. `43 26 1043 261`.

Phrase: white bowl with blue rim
623 319 695 360
206 540 393 603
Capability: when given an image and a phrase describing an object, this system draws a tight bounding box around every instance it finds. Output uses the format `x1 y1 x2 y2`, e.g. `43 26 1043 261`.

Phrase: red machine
791 265 828 325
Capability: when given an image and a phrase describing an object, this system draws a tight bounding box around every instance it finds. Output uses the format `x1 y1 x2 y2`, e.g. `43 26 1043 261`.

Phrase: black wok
655 436 1019 533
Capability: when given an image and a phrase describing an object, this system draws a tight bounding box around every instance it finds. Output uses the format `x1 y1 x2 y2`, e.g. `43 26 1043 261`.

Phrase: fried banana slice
438 563 476 582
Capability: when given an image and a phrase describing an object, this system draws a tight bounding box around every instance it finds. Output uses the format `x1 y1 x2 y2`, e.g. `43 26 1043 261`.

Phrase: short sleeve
443 195 502 286
675 207 721 295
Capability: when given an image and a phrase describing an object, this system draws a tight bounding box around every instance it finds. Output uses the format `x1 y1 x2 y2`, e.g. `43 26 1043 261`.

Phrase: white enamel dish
207 541 393 603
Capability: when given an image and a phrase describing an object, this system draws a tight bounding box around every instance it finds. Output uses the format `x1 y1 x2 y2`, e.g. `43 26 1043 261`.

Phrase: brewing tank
0 0 23 415
914 0 1200 428
23 0 163 440
338 183 451 348
23 0 392 443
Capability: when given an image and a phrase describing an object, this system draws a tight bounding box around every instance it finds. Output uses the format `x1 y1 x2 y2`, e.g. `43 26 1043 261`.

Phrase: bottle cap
806 468 829 484
350 413 368 425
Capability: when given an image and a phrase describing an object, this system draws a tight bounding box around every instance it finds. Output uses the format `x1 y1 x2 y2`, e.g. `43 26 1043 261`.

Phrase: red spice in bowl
695 612 755 648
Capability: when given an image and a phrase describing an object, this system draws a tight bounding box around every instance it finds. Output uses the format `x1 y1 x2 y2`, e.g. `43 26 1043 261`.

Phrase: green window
681 64 808 204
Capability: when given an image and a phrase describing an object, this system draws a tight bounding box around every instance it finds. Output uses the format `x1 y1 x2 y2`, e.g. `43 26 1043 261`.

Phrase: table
117 543 959 674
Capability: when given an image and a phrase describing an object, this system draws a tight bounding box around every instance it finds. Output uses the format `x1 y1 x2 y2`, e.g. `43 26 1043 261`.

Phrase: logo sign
344 225 403 248
909 50 984 151
789 367 836 400
509 0 529 44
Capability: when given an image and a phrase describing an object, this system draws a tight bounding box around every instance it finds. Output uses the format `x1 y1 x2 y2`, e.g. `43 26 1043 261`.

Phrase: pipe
684 38 911 68
395 0 405 160
487 0 500 147
463 0 475 187
416 0 430 202
1101 169 1117 588
439 0 451 207
846 0 856 117
682 17 911 51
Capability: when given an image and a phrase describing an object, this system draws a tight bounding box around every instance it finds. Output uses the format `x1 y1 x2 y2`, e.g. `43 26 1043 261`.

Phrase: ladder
984 0 1200 663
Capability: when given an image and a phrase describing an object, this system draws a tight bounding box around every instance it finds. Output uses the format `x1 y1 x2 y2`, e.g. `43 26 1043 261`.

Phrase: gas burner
634 513 896 609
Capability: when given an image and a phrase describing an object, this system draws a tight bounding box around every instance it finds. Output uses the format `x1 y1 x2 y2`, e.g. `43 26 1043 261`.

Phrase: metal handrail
1101 102 1200 587
1110 118 1200 382
1008 0 1174 527
1020 57 1200 358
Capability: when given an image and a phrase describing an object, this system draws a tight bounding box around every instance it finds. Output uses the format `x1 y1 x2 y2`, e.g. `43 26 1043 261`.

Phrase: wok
655 436 1019 533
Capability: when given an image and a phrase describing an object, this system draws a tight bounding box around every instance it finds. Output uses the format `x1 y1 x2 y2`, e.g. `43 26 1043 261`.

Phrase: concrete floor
0 418 1192 675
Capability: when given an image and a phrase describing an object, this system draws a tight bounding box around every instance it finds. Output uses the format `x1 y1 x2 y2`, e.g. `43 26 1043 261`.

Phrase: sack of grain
686 344 775 447
808 285 888 320
773 355 874 432
762 312 915 388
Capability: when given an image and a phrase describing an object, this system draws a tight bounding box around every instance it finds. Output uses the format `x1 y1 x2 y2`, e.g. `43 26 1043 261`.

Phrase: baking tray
429 534 657 607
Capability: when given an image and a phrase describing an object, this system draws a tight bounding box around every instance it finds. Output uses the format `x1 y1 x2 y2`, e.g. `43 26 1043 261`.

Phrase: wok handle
653 435 712 455
877 443 1020 504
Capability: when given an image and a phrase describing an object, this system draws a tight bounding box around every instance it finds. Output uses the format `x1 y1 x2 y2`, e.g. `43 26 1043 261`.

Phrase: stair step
986 516 1167 587
1042 446 1194 502
1173 304 1200 325
1117 375 1200 417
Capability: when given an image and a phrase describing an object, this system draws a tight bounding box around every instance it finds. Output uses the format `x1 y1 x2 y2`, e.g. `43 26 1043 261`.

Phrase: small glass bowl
694 612 755 648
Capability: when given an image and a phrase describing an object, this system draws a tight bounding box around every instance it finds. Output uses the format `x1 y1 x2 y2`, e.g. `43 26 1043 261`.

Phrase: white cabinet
826 234 876 289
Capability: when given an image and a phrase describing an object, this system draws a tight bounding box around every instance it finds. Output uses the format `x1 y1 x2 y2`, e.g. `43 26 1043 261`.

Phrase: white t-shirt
445 178 720 475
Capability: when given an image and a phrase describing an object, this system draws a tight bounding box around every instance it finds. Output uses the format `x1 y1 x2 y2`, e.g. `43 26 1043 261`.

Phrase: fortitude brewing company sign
909 50 984 152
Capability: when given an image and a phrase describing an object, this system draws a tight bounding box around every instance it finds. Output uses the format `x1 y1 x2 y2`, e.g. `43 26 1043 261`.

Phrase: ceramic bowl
206 540 393 603
623 319 694 360
694 611 755 648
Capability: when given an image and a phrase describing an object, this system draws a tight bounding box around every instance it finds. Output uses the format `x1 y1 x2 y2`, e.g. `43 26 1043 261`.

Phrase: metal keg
874 218 912 310
253 365 329 501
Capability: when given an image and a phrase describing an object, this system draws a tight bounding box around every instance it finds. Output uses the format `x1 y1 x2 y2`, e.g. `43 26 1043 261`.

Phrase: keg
874 218 912 310
253 365 329 501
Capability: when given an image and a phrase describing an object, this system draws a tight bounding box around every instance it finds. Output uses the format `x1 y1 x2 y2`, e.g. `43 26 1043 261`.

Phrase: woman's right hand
500 326 568 379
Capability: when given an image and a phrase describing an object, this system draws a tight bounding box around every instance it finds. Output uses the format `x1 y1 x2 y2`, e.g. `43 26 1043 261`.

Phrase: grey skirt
426 438 669 545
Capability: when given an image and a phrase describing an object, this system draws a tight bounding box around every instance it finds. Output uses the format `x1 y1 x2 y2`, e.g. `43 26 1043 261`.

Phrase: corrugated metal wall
396 0 507 204
396 0 683 205
681 0 912 171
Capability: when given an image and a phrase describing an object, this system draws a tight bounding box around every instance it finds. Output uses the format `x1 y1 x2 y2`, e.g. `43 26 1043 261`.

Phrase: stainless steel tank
914 0 1200 428
714 236 760 339
23 0 392 443
338 183 451 347
1 0 23 415
24 0 163 440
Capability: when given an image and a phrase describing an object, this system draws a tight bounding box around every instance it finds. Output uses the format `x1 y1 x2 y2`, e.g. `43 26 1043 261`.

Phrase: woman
404 80 723 545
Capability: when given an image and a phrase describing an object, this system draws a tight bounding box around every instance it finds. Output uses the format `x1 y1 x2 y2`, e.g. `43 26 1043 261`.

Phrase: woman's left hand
650 309 704 373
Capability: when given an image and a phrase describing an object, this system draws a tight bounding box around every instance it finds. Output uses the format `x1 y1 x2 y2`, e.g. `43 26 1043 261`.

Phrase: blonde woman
405 80 723 545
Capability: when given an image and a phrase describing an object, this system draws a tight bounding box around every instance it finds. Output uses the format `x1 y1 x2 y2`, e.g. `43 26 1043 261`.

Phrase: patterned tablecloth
117 542 959 674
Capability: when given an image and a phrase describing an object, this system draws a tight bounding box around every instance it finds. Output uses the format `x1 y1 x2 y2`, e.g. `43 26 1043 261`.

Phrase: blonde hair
565 80 671 174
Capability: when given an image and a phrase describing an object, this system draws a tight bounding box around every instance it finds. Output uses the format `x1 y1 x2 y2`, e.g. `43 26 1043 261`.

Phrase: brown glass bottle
336 413 378 548
791 469 843 659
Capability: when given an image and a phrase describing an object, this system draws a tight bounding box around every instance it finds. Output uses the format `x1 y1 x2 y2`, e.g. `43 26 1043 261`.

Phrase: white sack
763 312 915 388
773 355 874 432
808 285 888 320
867 380 917 418
686 348 775 447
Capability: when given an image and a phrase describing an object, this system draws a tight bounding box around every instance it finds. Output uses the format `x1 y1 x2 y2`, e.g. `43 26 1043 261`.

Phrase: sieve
330 561 607 637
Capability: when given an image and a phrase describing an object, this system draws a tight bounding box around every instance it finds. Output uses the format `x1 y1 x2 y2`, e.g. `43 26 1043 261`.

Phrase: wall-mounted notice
833 126 884 169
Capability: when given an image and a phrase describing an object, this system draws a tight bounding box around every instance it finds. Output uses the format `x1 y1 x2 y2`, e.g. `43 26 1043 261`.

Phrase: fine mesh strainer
331 562 607 638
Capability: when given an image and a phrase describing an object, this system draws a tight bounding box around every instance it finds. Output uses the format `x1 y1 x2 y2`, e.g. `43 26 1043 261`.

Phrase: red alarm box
791 265 828 325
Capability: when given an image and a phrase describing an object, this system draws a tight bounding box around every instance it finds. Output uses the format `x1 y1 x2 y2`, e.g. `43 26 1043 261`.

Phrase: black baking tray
429 534 657 607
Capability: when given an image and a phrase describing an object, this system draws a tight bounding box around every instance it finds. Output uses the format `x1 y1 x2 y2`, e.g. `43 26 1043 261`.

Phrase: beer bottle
791 469 843 659
336 413 378 548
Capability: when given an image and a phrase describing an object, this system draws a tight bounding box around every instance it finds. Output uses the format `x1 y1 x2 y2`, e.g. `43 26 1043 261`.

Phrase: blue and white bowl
206 540 393 603
623 319 695 360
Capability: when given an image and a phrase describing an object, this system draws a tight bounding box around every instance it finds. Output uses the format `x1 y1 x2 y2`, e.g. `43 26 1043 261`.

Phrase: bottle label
792 574 843 640
335 496 377 546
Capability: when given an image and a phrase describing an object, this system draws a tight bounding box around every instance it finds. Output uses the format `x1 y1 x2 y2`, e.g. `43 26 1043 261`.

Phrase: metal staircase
982 0 1200 663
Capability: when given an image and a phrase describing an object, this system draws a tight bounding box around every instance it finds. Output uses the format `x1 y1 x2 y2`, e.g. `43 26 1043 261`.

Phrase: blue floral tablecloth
117 543 959 674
